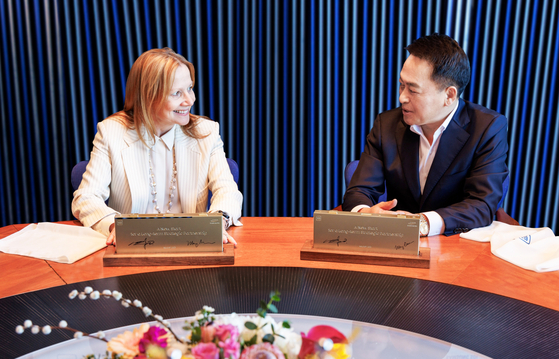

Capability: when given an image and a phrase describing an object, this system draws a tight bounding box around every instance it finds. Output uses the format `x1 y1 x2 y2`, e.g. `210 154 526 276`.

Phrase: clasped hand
358 199 412 215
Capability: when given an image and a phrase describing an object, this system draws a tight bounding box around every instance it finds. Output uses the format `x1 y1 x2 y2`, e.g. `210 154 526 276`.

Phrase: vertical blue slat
341 0 349 176
257 0 263 215
164 0 172 47
143 0 152 49
386 0 394 109
325 0 332 209
542 1 559 227
133 0 144 53
32 0 54 221
23 0 47 221
282 0 289 215
468 0 482 101
0 0 15 224
11 0 32 221
370 0 378 128
264 0 271 216
273 0 279 214
252 1 258 215
122 0 134 68
516 0 539 226
82 0 99 135
102 0 118 111
527 0 550 226
92 0 109 119
206 0 215 120
477 0 493 105
298 0 305 215
110 0 126 97
154 0 162 47
360 0 369 156
416 0 423 38
174 0 181 54
485 0 501 106
445 0 454 37
496 0 512 114
333 0 339 206
194 0 205 114
309 0 316 215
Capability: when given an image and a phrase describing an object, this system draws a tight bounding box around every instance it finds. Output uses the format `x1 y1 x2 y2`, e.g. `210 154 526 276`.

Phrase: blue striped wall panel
0 0 558 233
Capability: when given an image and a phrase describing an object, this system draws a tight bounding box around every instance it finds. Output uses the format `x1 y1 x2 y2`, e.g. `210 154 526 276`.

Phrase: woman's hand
222 217 237 247
106 223 116 245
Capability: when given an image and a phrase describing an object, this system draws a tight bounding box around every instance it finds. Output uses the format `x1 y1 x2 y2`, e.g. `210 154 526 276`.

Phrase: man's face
398 55 451 132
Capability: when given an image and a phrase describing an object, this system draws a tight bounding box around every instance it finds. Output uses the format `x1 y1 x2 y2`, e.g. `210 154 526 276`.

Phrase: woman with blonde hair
72 47 242 245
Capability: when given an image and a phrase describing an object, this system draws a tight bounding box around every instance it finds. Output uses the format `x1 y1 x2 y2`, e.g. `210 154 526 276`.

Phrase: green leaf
262 333 275 344
260 300 268 310
257 308 267 318
244 321 258 330
282 321 291 329
268 303 278 313
271 295 281 302
247 334 258 346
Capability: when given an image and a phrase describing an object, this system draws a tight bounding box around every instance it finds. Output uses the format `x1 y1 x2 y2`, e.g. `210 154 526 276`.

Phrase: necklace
148 145 177 213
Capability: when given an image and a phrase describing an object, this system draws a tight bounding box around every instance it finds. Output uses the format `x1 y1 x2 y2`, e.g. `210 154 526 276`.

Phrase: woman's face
155 64 196 136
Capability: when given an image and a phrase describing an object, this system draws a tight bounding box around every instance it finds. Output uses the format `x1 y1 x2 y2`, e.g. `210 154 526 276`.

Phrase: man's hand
106 223 115 245
222 217 237 247
358 199 411 215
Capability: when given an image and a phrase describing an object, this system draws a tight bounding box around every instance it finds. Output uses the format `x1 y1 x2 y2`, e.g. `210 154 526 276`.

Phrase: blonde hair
118 47 208 145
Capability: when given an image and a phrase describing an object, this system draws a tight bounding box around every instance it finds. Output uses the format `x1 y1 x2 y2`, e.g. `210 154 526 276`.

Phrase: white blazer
72 116 243 236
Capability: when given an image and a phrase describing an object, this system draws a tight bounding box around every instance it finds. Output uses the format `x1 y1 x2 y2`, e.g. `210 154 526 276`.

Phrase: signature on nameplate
128 238 155 250
323 236 348 247
394 240 415 250
186 239 216 247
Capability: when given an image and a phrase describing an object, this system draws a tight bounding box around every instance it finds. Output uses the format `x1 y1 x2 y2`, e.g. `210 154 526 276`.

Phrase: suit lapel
421 100 470 207
175 128 200 213
122 128 150 213
397 120 421 204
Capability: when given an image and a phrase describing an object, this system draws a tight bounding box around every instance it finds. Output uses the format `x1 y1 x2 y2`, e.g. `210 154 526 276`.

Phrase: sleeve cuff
92 214 116 237
351 205 370 213
423 211 445 236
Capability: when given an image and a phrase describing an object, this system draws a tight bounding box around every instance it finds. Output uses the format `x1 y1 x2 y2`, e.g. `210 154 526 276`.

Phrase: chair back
71 159 240 210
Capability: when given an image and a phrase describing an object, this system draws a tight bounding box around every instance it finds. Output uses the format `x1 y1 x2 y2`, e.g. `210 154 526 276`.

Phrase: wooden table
2 217 559 358
2 217 559 311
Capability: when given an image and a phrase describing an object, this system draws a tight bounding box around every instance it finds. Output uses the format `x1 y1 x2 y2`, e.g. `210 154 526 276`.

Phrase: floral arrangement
15 287 352 359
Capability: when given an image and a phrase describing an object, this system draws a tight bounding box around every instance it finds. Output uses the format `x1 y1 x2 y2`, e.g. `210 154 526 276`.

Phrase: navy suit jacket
342 99 509 235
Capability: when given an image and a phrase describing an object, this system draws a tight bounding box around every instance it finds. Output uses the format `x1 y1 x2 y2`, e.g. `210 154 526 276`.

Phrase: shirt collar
153 125 176 151
410 101 459 136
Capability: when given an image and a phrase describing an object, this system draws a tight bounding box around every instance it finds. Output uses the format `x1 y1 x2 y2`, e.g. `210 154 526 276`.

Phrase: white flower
90 291 100 300
112 291 122 300
59 320 68 328
121 300 130 308
78 293 87 300
31 325 40 334
84 287 93 294
42 325 52 335
15 325 24 334
170 349 183 359
95 330 105 339
274 329 302 358
142 307 152 316
68 290 78 299
74 331 83 339
133 300 142 307
203 305 215 313
102 290 112 296
24 320 32 328
154 315 163 321
162 320 171 327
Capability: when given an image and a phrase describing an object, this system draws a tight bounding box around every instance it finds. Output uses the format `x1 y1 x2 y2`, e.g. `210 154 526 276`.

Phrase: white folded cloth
0 223 107 264
460 221 559 272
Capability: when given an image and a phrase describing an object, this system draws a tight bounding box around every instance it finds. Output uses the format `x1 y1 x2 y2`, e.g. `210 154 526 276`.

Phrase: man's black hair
405 33 471 96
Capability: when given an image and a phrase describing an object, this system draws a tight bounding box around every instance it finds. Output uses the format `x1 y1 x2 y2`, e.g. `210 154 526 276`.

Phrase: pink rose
192 342 220 359
219 337 241 359
240 343 285 359
215 324 240 342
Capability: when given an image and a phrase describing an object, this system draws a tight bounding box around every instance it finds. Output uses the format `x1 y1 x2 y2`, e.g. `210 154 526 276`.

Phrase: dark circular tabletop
2 266 559 358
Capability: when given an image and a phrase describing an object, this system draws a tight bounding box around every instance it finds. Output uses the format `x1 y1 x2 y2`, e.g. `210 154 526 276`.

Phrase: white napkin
460 221 559 272
0 223 107 264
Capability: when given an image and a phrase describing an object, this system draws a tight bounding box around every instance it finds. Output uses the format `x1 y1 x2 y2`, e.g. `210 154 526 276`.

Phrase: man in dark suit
342 33 508 236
